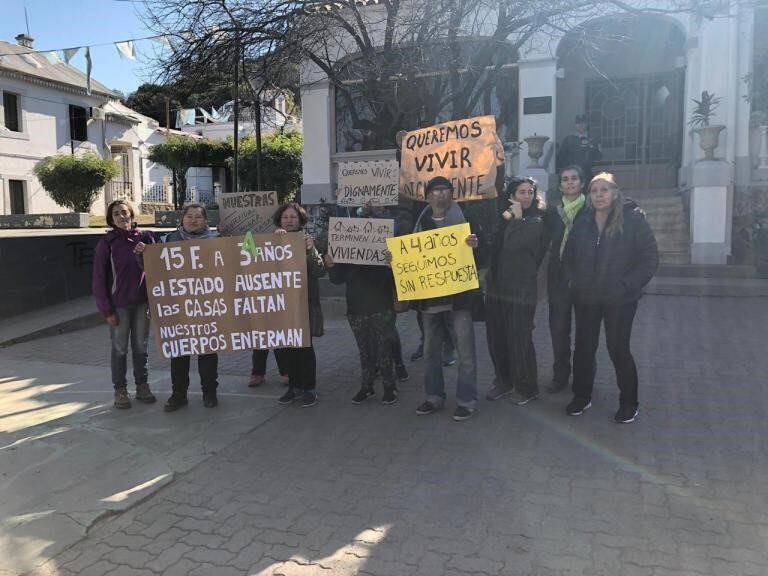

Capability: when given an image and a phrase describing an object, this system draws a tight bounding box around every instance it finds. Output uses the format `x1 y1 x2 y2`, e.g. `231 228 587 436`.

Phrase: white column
690 160 733 264
300 80 333 205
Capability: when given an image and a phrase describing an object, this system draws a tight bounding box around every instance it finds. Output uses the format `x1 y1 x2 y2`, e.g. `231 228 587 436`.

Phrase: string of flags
0 34 185 95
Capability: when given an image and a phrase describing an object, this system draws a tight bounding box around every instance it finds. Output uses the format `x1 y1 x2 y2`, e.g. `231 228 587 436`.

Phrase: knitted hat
425 176 454 194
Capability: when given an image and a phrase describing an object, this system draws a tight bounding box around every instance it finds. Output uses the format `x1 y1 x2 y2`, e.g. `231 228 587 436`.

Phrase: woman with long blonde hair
562 173 658 423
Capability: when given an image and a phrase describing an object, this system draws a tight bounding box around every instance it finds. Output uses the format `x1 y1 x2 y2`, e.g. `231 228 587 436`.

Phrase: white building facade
300 2 768 266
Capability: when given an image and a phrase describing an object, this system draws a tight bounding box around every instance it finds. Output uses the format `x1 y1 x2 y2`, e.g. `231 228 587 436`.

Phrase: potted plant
689 90 725 161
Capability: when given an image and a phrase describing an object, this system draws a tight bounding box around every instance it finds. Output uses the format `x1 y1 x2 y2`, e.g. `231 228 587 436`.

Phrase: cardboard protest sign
400 115 504 202
327 217 394 266
337 160 399 206
218 191 278 235
143 233 310 359
386 222 479 301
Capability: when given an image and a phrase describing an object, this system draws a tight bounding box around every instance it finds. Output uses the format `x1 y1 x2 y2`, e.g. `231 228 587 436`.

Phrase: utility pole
255 93 263 191
233 37 240 194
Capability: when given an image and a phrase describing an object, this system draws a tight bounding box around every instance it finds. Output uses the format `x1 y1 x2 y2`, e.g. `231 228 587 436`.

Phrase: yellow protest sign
386 223 479 301
399 115 504 202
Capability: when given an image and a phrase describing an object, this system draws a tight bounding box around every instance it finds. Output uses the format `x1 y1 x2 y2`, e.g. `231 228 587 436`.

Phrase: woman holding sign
485 177 549 406
273 203 326 408
160 204 222 412
562 173 658 423
93 200 157 409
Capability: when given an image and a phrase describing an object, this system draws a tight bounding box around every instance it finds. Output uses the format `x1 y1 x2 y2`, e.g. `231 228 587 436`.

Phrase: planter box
0 213 89 229
154 209 220 228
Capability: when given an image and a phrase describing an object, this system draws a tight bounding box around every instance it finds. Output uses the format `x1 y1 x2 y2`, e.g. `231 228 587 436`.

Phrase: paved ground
2 294 768 576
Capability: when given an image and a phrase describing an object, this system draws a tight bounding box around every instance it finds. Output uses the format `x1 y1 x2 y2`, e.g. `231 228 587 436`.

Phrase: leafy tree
148 135 231 208
234 131 303 201
125 83 182 127
33 154 119 213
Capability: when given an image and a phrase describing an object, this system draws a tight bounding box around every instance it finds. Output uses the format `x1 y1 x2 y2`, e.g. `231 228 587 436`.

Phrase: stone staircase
627 188 689 264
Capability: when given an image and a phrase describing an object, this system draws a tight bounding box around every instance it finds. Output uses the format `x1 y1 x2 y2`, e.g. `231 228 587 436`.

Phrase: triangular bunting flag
115 40 136 60
85 47 92 95
42 51 62 65
149 35 172 47
63 47 80 63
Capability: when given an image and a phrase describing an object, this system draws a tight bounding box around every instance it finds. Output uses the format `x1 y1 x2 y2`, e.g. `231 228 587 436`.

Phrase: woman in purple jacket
92 200 156 409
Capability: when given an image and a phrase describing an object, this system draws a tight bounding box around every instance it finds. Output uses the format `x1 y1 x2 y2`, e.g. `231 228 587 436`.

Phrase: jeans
109 303 150 390
572 301 639 408
423 309 477 408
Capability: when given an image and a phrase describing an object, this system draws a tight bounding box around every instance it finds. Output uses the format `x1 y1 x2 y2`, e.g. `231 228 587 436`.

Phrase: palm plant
689 90 721 129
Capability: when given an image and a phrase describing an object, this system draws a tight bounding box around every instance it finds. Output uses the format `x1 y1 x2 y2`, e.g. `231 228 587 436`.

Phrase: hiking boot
486 385 513 401
410 344 424 362
164 394 188 412
114 388 131 409
248 374 265 387
203 390 218 408
301 391 318 407
566 397 591 416
395 364 409 382
415 400 440 415
382 389 399 405
546 379 569 394
135 383 156 404
511 391 538 406
352 387 376 404
614 405 638 424
278 388 302 405
452 406 476 421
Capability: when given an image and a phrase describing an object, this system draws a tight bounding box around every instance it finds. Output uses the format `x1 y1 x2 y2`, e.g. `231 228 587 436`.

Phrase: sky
0 0 163 96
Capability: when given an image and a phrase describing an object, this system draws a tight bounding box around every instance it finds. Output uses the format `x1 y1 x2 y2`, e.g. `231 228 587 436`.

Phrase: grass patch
89 214 155 228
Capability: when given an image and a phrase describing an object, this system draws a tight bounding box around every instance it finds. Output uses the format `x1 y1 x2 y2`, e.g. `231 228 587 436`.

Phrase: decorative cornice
0 68 113 101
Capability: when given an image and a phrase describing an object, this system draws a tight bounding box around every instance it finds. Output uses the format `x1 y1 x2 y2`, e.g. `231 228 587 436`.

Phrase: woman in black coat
485 177 549 406
562 172 658 423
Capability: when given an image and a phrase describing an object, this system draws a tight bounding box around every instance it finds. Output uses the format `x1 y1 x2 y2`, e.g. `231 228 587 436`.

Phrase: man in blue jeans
410 176 480 421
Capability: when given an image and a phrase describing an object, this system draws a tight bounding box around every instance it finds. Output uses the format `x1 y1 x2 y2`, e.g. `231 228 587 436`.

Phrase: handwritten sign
400 115 504 202
143 233 310 359
327 217 394 266
386 223 479 301
337 160 399 206
218 191 278 235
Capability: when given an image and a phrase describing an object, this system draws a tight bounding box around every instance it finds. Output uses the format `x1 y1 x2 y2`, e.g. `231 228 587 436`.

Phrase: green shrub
33 154 119 212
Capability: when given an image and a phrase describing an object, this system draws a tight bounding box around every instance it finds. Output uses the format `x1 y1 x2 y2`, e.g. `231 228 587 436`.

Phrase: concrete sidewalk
1 295 768 576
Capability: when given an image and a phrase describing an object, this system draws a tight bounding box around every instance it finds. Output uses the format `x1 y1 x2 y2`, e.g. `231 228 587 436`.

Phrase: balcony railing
142 184 169 204
106 181 134 203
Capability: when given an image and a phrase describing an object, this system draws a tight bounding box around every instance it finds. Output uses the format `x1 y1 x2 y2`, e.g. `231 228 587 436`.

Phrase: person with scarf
544 165 589 393
93 200 157 409
562 173 658 423
484 177 549 406
160 204 221 412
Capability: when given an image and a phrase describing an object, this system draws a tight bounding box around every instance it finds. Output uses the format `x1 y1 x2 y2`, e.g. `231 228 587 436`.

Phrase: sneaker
566 397 592 416
410 344 424 362
545 379 569 394
248 374 265 388
164 394 188 412
395 364 409 382
301 391 318 407
351 387 376 404
114 388 131 409
278 389 302 405
486 385 513 401
382 389 399 405
135 383 156 404
614 405 638 424
443 357 457 367
511 391 538 406
415 400 439 415
203 391 218 408
452 406 476 421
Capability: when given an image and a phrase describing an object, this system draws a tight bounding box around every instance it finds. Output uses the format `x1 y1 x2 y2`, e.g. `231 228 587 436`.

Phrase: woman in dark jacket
562 172 658 423
273 202 326 408
485 177 549 406
93 200 156 409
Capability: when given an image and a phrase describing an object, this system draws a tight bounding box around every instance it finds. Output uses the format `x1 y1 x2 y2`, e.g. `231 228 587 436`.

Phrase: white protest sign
218 191 278 235
337 160 399 206
327 217 395 266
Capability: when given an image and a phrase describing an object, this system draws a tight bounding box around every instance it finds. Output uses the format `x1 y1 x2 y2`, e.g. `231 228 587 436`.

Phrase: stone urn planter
524 134 549 168
695 125 725 161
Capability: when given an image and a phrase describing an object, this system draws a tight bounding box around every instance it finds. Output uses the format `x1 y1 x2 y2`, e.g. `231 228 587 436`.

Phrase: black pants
170 354 218 395
485 294 538 396
548 287 575 386
388 313 404 366
251 349 289 376
281 347 317 391
349 311 396 392
572 301 639 408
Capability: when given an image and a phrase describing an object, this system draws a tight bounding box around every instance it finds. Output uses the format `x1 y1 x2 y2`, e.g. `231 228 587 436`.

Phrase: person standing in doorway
557 114 601 183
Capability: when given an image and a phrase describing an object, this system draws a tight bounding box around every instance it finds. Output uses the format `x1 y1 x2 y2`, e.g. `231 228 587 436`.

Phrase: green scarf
559 194 586 258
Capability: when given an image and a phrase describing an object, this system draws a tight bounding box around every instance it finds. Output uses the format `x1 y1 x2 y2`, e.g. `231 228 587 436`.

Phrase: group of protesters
93 163 658 425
